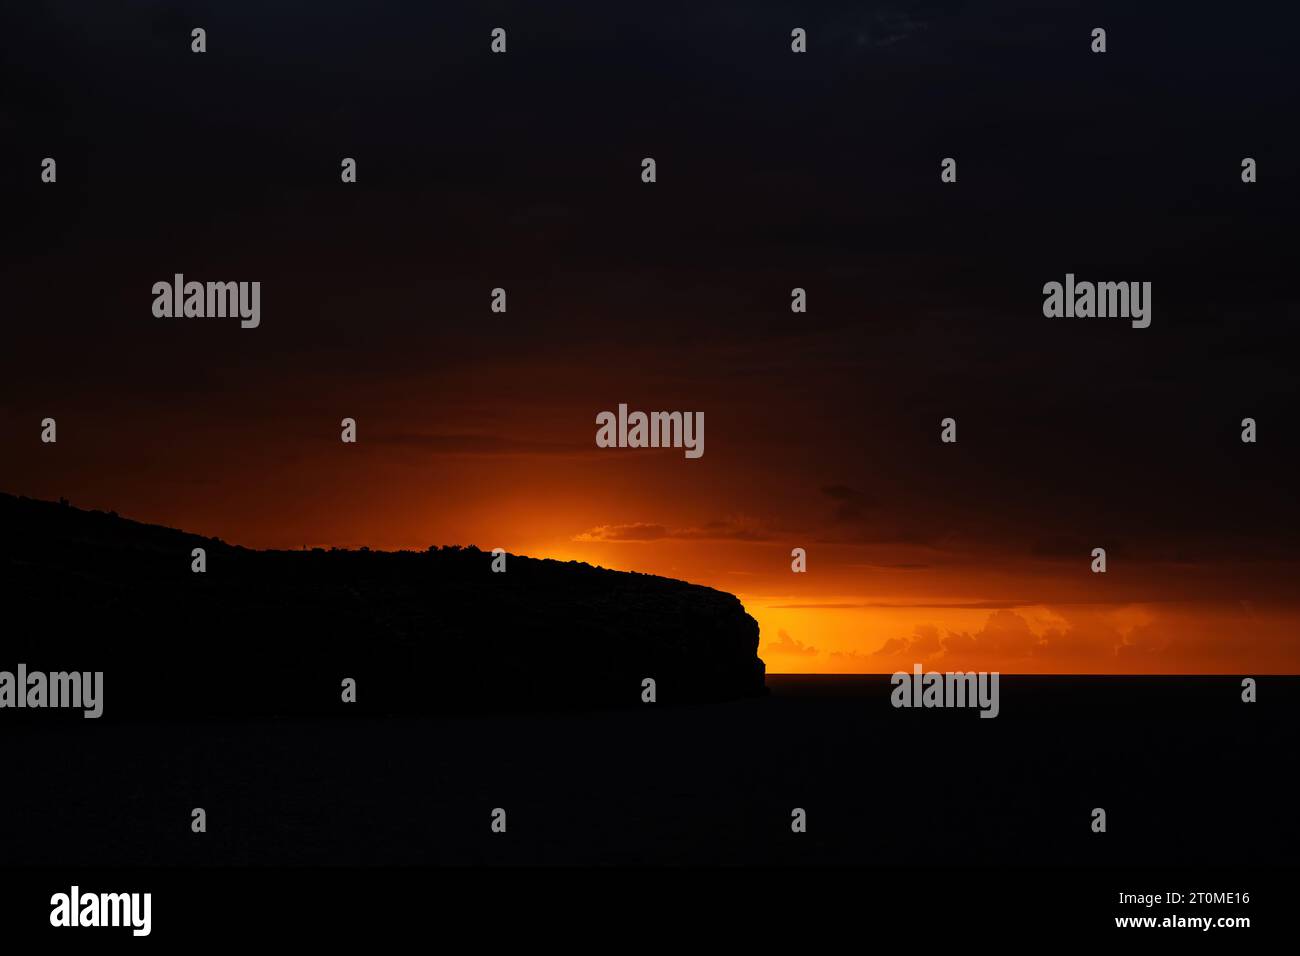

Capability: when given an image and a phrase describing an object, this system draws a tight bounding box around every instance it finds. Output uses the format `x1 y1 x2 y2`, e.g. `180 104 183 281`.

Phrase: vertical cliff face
0 493 767 715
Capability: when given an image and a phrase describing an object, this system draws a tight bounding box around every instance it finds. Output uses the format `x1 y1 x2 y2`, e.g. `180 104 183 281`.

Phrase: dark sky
2 1 1297 671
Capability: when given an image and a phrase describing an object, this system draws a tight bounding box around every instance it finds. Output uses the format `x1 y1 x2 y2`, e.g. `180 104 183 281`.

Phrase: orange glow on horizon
4 369 1296 676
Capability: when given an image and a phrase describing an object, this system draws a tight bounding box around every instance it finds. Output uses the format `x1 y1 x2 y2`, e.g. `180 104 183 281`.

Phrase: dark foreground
2 675 1294 866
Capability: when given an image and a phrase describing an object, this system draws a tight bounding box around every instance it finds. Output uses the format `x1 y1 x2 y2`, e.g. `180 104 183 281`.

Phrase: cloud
769 600 1031 610
861 11 929 48
870 609 1083 666
821 484 859 501
573 522 670 542
938 609 1042 661
836 8 931 50
767 603 870 610
764 629 819 658
821 483 876 523
860 605 1261 670
573 517 772 543
828 648 874 668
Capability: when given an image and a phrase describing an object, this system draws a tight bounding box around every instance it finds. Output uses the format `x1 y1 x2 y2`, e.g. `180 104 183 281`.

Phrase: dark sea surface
3 675 1293 866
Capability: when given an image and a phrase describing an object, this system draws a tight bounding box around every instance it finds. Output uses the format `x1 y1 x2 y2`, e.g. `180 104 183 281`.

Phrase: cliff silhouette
0 493 766 716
